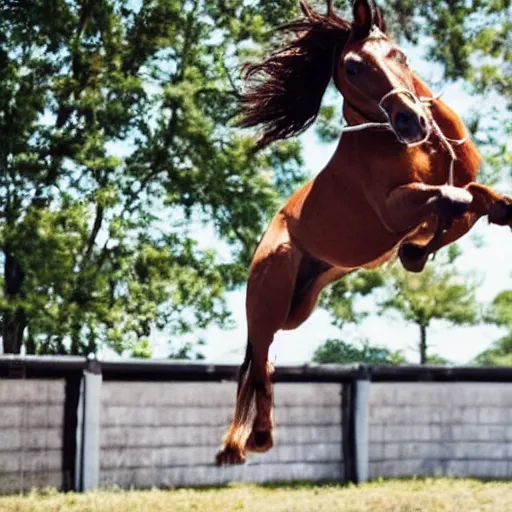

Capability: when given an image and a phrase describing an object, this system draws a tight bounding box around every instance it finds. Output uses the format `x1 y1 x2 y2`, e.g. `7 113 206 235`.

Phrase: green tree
485 290 512 329
473 291 512 365
312 337 406 365
0 0 307 356
473 333 512 366
425 353 452 365
319 269 386 328
379 247 479 364
390 0 511 94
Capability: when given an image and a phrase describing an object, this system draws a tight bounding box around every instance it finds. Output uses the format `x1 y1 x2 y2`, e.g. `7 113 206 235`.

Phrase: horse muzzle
379 88 431 146
391 108 430 145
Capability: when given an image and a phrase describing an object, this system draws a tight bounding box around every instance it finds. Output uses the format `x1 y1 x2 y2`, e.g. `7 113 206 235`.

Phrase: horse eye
397 52 408 65
389 49 408 66
345 59 364 77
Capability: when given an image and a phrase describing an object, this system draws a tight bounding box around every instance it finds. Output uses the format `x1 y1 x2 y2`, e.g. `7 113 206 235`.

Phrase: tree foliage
484 290 512 329
390 0 511 90
473 333 512 366
473 291 512 365
0 0 307 356
312 337 406 365
319 270 385 328
379 247 479 364
317 247 479 366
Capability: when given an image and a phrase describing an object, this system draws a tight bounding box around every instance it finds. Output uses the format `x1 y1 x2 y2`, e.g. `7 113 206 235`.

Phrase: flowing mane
238 2 351 148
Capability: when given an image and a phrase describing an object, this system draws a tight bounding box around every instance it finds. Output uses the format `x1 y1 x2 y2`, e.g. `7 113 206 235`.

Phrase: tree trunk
419 323 427 365
2 251 27 354
25 326 36 355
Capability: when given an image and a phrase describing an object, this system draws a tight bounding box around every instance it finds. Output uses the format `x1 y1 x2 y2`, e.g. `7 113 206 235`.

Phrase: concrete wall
369 382 512 480
0 379 65 493
99 381 344 488
4 371 512 493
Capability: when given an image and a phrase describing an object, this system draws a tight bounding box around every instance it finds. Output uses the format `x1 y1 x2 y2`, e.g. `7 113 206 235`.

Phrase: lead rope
340 88 467 187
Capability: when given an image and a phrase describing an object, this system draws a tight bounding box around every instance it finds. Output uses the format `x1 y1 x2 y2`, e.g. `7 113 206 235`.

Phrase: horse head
239 0 431 148
335 0 430 145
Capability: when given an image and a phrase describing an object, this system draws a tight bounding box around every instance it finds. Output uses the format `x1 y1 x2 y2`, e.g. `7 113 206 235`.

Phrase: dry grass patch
0 478 511 512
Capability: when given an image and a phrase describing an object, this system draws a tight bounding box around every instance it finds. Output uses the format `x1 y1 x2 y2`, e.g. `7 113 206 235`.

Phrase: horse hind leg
244 348 275 454
283 260 348 331
216 239 300 464
242 244 303 455
215 341 274 464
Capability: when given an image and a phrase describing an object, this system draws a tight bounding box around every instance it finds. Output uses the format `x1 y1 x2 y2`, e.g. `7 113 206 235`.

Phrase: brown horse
216 0 512 465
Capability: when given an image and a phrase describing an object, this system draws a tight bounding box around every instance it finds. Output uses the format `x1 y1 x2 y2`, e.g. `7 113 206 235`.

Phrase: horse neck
413 74 482 180
412 74 467 140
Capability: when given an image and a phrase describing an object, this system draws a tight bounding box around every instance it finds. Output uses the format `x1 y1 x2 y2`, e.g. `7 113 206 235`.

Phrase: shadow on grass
2 476 510 499
176 476 512 493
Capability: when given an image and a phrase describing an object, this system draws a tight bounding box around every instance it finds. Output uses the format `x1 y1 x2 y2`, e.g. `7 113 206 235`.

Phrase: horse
215 0 512 465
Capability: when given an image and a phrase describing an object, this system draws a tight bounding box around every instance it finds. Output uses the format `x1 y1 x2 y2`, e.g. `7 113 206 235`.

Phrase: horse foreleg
399 211 480 272
464 182 512 226
398 182 512 272
380 182 473 234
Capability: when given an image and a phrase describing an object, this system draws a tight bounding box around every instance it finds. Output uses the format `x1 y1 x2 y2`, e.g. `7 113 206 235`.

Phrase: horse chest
283 172 402 267
374 141 477 190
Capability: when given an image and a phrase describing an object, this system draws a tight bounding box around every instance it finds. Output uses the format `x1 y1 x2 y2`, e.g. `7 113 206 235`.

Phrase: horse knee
398 243 429 273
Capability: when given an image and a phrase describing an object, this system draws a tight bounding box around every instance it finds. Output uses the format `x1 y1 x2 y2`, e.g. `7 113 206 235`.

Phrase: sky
145 40 512 367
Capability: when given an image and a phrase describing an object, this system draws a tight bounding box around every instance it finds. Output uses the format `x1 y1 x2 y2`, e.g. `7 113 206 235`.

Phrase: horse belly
310 226 401 268
289 196 403 269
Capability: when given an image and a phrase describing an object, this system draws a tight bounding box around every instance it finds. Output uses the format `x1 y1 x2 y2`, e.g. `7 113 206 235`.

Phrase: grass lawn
0 479 510 512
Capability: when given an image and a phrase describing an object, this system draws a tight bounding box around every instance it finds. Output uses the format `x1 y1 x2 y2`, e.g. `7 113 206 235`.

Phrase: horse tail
237 340 253 395
216 340 257 464
229 339 256 443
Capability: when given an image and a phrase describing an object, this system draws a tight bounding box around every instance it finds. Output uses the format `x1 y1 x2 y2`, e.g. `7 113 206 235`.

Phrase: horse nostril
394 110 414 133
393 110 425 141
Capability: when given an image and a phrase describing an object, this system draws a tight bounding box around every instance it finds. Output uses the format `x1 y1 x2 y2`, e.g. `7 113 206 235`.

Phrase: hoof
489 200 512 226
398 244 428 273
245 430 273 453
215 445 246 466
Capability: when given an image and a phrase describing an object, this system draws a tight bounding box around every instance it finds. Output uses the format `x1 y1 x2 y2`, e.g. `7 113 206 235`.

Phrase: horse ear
352 0 375 30
374 5 387 33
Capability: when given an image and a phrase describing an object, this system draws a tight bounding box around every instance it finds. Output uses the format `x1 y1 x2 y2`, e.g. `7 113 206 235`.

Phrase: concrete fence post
74 361 102 492
62 373 82 491
342 373 370 485
354 379 370 483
